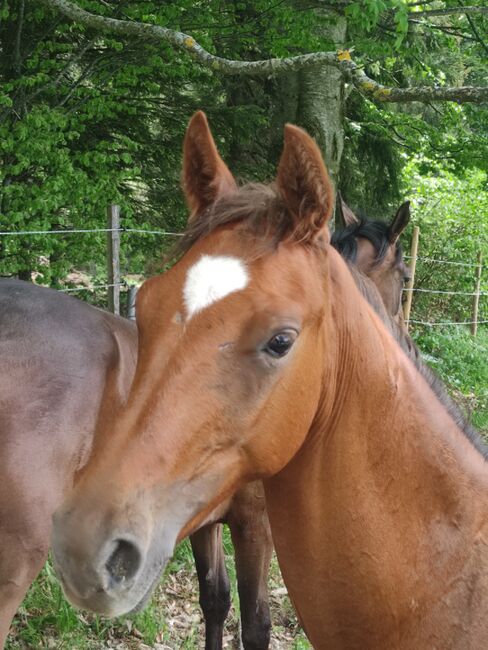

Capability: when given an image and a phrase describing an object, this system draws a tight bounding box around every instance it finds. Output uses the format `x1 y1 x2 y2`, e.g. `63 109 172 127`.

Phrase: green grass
414 325 488 435
7 536 310 649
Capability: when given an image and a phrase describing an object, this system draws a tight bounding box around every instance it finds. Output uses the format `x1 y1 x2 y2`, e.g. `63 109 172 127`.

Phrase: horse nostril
105 539 141 587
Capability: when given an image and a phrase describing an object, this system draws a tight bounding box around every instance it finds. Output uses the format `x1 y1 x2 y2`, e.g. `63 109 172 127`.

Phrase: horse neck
78 317 138 473
263 250 488 646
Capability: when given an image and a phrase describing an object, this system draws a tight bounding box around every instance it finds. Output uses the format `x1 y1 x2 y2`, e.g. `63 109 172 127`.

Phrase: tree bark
296 64 345 185
295 14 347 191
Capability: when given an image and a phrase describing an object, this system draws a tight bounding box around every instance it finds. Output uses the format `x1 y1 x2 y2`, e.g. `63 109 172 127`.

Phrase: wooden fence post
471 251 483 337
107 204 121 315
127 285 138 321
403 225 420 330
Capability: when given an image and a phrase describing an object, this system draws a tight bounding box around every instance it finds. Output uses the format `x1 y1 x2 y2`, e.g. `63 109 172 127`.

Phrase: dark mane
339 222 488 460
379 304 488 459
331 218 403 267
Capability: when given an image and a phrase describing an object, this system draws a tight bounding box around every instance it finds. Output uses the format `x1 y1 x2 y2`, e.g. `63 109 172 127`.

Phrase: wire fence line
404 254 483 268
406 319 488 327
59 282 124 293
404 287 488 297
0 227 184 237
0 222 486 330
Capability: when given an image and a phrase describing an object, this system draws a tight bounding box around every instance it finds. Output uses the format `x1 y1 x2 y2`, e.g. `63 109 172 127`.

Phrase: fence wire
404 287 488 297
0 227 183 237
59 282 124 293
0 223 486 329
407 319 488 327
404 255 482 268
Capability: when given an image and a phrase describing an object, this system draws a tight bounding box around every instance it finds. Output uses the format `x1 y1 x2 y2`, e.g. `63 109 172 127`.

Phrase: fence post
471 251 483 337
127 285 138 321
403 225 420 330
107 204 121 315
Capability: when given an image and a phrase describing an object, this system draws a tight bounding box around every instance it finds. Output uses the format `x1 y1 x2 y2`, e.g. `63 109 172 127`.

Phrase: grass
7 537 311 649
7 326 487 649
414 325 488 435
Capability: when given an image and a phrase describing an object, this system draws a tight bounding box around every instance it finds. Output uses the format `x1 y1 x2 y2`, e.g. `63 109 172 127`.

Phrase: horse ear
182 111 237 221
277 124 334 243
336 192 359 229
388 201 410 244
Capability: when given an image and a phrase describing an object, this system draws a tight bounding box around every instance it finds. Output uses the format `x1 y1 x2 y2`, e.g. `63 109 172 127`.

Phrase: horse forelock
174 182 326 262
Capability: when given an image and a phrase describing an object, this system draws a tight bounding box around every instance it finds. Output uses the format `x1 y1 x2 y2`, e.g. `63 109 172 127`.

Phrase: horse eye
264 330 297 358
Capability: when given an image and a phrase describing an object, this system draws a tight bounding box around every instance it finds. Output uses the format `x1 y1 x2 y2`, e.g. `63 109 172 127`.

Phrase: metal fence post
471 251 483 336
107 204 121 315
403 225 420 330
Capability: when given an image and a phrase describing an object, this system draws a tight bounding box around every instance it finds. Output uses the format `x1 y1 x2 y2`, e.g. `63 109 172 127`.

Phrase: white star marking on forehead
183 255 249 318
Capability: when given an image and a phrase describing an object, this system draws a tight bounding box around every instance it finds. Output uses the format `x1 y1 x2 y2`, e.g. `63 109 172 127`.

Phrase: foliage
340 0 488 212
402 157 488 325
1 0 487 292
415 326 488 434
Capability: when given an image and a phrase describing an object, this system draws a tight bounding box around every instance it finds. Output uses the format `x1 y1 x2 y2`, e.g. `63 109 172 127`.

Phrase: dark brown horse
52 112 488 648
333 192 411 324
0 176 412 650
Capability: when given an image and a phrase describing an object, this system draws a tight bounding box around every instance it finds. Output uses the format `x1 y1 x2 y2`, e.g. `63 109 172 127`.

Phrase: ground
7 536 311 649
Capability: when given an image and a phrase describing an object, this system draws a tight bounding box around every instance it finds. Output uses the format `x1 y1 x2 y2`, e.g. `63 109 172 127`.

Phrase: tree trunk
295 15 347 188
270 14 347 225
296 62 345 186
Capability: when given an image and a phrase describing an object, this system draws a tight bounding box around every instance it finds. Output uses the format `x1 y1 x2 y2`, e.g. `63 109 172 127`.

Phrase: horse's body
263 253 488 648
0 280 137 645
52 112 488 648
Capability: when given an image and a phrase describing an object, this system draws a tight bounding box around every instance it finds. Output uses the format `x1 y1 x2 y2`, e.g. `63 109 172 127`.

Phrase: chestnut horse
0 207 410 650
52 112 488 648
191 197 413 650
0 159 412 650
0 200 410 650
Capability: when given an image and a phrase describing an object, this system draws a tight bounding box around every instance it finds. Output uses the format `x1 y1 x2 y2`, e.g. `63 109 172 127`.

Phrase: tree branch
38 0 488 104
410 6 488 17
462 5 488 56
408 18 477 41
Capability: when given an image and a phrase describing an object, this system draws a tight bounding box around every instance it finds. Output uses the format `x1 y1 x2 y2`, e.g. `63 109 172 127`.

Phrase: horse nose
104 537 142 592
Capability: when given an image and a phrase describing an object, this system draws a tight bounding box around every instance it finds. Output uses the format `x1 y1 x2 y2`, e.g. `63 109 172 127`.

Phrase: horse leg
190 523 231 650
227 482 273 650
0 525 49 648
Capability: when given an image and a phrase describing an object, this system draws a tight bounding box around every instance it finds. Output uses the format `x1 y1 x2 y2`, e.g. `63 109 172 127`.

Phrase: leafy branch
411 6 488 18
38 0 488 104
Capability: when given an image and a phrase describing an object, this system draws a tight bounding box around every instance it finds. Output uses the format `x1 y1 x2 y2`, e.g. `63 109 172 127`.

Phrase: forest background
2 0 486 420
1 1 488 645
